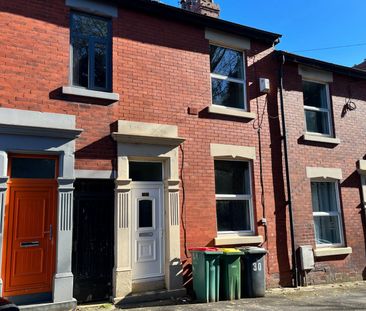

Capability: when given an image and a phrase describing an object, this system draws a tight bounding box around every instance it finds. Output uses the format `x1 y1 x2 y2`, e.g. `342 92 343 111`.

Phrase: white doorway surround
112 120 185 301
131 183 164 281
0 108 82 308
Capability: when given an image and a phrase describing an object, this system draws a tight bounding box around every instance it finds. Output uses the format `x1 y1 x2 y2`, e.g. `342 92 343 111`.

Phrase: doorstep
114 288 186 306
18 299 77 311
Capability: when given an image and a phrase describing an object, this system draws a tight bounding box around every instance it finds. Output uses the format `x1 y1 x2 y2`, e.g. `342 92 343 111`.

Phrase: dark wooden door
72 179 114 303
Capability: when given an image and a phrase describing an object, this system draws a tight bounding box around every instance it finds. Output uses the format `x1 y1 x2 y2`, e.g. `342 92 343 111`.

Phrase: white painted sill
214 235 263 246
303 134 340 145
314 247 352 257
62 86 120 101
208 105 256 119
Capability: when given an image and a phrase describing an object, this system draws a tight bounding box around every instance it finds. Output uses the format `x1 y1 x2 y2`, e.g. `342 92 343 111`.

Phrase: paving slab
77 281 366 311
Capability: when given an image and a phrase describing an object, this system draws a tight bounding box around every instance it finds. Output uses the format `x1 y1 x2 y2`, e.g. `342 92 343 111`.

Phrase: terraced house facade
0 0 365 309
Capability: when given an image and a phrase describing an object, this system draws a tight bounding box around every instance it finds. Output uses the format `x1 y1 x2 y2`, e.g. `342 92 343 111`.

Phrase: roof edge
111 0 282 45
277 51 366 80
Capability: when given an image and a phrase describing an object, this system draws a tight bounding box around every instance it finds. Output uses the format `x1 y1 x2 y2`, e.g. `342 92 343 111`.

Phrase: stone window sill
62 86 120 101
208 105 256 119
314 247 352 257
303 134 340 145
214 235 263 246
357 160 366 174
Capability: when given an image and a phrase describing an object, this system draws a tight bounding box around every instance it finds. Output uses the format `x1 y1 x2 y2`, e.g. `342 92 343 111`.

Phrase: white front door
131 184 164 280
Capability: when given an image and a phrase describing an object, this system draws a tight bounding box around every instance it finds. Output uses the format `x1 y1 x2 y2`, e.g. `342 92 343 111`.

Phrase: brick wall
282 61 366 284
6 0 360 291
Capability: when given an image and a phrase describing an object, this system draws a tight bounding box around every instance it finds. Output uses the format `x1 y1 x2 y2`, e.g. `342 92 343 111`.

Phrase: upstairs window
214 160 253 233
70 11 112 91
210 45 246 110
303 81 332 136
311 182 344 246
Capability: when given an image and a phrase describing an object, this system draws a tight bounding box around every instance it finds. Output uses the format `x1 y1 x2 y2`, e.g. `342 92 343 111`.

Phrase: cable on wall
251 54 269 257
179 143 190 258
341 85 357 117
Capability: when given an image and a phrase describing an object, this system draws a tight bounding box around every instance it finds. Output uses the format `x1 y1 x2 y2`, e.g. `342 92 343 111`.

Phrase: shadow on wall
246 50 293 286
75 135 116 172
261 54 292 286
0 1 209 54
182 260 193 296
342 169 366 259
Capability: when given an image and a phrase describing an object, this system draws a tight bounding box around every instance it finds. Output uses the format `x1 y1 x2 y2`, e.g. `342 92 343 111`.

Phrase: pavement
77 281 366 310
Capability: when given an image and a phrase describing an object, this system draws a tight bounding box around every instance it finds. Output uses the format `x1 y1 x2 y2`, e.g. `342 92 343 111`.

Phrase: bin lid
188 247 222 254
236 246 267 254
221 248 243 255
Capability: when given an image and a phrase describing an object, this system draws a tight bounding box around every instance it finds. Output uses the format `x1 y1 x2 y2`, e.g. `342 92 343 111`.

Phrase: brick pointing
281 61 366 285
1 0 364 290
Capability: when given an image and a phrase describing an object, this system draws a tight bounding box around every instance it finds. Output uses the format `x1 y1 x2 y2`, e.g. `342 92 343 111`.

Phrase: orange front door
3 156 57 297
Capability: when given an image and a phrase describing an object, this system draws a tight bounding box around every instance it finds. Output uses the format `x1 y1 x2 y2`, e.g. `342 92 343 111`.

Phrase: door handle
44 224 53 241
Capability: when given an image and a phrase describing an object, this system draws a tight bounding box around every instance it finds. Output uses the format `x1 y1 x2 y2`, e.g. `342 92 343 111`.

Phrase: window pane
129 162 162 182
139 200 153 228
216 200 251 231
11 158 56 179
94 43 107 89
72 13 109 38
303 81 328 109
305 110 330 135
210 45 244 79
72 38 89 88
314 216 341 244
212 78 244 109
311 182 338 213
215 161 250 195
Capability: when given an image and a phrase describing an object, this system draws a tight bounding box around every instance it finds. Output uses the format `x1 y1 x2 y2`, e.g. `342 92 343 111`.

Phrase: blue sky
162 0 366 67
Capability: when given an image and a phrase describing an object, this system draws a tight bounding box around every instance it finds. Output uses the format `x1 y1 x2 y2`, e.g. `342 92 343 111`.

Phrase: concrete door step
115 288 186 306
18 299 77 311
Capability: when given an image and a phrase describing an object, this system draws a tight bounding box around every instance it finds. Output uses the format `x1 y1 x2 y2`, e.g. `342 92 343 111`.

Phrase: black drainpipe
278 54 299 288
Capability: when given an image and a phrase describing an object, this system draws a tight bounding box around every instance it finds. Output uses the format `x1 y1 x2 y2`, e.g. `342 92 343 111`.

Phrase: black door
72 179 114 303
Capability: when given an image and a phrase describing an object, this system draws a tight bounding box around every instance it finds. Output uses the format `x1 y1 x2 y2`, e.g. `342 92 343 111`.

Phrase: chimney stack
180 0 220 18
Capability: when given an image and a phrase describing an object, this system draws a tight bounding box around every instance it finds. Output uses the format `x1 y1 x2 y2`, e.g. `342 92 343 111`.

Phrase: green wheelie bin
189 247 223 303
238 247 267 298
220 248 243 300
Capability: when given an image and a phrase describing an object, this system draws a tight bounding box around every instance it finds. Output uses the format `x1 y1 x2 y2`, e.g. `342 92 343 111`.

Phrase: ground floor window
311 181 344 246
214 160 253 234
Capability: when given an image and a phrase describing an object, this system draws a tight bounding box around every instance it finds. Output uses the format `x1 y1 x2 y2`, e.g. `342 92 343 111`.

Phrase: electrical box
299 245 315 270
259 78 270 93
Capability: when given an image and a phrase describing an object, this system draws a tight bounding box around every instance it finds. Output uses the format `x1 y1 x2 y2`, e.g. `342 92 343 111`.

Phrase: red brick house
277 51 366 285
0 0 365 309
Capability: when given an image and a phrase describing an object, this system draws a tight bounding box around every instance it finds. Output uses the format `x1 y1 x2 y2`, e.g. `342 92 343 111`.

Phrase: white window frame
311 180 345 248
210 44 248 111
215 159 254 235
303 79 333 137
